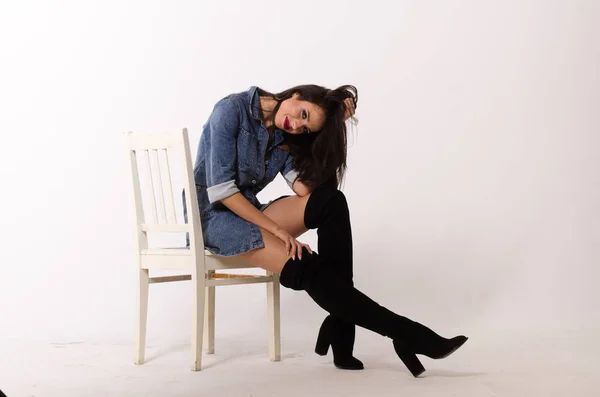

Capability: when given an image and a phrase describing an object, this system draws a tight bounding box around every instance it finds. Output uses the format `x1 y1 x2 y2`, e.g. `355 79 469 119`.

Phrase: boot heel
398 351 425 378
314 332 330 356
315 316 333 356
393 340 425 377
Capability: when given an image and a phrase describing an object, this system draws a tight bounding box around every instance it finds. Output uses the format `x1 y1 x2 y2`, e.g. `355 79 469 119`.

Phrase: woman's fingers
297 240 303 260
291 238 300 260
295 239 302 260
345 98 355 115
296 241 313 260
302 243 312 255
281 234 312 260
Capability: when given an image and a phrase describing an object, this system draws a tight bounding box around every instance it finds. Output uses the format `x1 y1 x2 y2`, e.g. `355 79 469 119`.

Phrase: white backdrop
1 0 598 363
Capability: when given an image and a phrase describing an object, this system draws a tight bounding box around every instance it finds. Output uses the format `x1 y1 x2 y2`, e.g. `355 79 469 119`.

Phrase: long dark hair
257 84 358 189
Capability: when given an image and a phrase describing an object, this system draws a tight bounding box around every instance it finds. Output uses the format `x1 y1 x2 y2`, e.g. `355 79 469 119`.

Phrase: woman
188 84 468 377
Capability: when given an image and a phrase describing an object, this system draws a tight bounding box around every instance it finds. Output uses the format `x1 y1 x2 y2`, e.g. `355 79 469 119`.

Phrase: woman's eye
302 110 307 119
303 126 309 134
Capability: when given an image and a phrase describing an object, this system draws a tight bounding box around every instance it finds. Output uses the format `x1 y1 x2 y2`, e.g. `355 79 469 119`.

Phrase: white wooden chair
125 128 281 371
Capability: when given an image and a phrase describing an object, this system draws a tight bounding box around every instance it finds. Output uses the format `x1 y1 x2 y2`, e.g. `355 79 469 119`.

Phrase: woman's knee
262 195 310 238
304 186 349 229
239 228 290 274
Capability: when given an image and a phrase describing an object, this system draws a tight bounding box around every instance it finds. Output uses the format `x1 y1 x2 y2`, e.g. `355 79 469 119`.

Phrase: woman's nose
291 119 304 132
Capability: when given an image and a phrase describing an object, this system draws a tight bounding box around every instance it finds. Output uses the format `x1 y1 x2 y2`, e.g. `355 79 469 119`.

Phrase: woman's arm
221 192 310 259
221 193 281 235
292 180 312 197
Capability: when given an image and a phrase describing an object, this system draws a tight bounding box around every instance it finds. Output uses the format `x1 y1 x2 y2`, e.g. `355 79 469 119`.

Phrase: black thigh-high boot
279 249 468 377
304 185 364 370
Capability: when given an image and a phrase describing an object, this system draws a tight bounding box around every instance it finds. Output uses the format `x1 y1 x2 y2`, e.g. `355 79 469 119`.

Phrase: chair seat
140 247 261 271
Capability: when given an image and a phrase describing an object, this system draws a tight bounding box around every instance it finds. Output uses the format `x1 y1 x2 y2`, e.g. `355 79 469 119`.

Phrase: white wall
0 0 598 347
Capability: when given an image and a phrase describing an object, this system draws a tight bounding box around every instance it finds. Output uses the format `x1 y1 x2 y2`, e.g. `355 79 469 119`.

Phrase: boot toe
334 356 364 370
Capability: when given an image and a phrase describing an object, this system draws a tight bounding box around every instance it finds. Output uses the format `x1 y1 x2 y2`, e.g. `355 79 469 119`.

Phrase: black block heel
314 329 330 356
314 316 364 370
393 340 425 377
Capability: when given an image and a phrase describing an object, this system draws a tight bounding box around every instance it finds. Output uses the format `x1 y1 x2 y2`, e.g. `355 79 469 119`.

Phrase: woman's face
275 93 326 135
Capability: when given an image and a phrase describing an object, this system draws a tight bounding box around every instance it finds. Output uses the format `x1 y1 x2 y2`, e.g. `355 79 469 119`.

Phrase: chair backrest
126 128 205 258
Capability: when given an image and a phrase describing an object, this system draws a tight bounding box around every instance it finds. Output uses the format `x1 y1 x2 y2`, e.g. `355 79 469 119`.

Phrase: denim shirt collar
248 86 262 121
248 86 286 149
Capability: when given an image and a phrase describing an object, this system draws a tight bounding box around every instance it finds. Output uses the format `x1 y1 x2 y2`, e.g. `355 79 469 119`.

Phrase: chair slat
128 131 179 150
206 276 274 287
161 149 178 223
145 150 158 223
143 248 191 256
151 149 167 223
150 275 192 284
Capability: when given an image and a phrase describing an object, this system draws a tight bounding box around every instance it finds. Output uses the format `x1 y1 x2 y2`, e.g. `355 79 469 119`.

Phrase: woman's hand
343 97 356 121
272 226 312 260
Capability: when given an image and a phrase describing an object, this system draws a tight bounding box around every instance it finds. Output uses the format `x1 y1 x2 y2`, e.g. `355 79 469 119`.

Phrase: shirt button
265 160 269 165
252 179 257 184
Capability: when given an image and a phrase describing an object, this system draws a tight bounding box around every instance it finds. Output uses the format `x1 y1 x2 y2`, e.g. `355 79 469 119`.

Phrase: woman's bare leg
238 194 311 272
262 194 311 238
239 227 293 273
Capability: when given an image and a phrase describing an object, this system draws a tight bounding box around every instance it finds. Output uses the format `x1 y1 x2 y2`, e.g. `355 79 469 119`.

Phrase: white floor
1 329 598 397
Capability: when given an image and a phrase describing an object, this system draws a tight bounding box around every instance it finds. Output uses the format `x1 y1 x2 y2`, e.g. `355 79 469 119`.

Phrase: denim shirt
192 87 298 214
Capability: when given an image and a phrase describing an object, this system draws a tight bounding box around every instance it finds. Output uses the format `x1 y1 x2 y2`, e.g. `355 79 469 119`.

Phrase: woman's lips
283 117 290 130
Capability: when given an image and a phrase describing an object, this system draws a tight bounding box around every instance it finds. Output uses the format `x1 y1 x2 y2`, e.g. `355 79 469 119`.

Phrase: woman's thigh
238 194 311 273
262 194 311 238
239 228 291 273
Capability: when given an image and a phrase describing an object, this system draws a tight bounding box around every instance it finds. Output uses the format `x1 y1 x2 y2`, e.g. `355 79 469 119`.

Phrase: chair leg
135 268 149 365
204 272 215 354
266 272 281 361
192 271 206 371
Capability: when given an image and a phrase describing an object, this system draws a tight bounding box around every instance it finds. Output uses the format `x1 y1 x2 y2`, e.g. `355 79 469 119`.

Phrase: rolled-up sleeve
205 98 241 203
281 153 298 189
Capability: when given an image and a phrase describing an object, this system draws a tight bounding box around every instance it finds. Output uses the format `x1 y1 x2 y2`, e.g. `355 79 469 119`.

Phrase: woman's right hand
343 97 356 121
272 226 312 260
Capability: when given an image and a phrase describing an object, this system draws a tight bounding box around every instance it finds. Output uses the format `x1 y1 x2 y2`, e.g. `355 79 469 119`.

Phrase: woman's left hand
343 97 356 121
